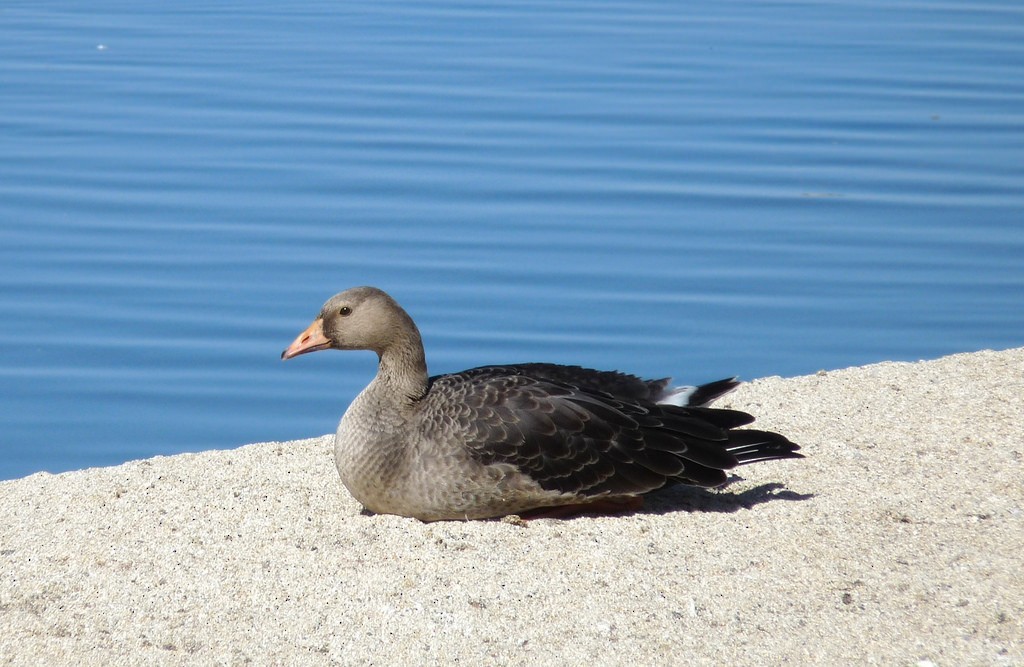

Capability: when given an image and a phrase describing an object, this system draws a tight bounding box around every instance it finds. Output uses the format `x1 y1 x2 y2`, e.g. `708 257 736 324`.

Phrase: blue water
1 1 1022 481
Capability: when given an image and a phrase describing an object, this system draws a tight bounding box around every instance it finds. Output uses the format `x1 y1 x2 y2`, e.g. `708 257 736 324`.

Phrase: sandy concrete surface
2 348 1022 665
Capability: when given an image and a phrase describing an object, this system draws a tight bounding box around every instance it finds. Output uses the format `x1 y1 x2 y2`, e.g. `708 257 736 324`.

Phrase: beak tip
281 318 328 361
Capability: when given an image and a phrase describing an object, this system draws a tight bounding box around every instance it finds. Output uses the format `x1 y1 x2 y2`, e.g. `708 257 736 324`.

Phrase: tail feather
726 429 803 465
657 377 741 407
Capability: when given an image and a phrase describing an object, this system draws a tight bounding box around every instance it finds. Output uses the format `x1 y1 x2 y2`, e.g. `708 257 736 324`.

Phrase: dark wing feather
426 365 802 499
497 364 741 408
495 363 673 402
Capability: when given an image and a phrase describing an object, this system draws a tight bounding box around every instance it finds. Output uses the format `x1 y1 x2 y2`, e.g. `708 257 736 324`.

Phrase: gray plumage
282 286 802 521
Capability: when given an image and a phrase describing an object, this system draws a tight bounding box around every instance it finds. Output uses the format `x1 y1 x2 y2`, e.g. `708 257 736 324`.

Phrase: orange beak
281 318 331 360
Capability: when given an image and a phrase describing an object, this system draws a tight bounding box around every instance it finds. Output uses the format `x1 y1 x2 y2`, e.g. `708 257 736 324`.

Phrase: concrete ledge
2 348 1022 664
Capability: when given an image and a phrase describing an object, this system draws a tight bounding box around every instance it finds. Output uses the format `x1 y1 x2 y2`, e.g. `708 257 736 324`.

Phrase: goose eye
339 306 352 316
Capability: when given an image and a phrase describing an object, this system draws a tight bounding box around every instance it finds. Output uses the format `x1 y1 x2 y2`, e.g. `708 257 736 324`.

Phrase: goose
282 286 801 521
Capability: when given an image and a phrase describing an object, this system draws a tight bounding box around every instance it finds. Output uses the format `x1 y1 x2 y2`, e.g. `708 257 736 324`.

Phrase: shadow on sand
641 480 814 516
